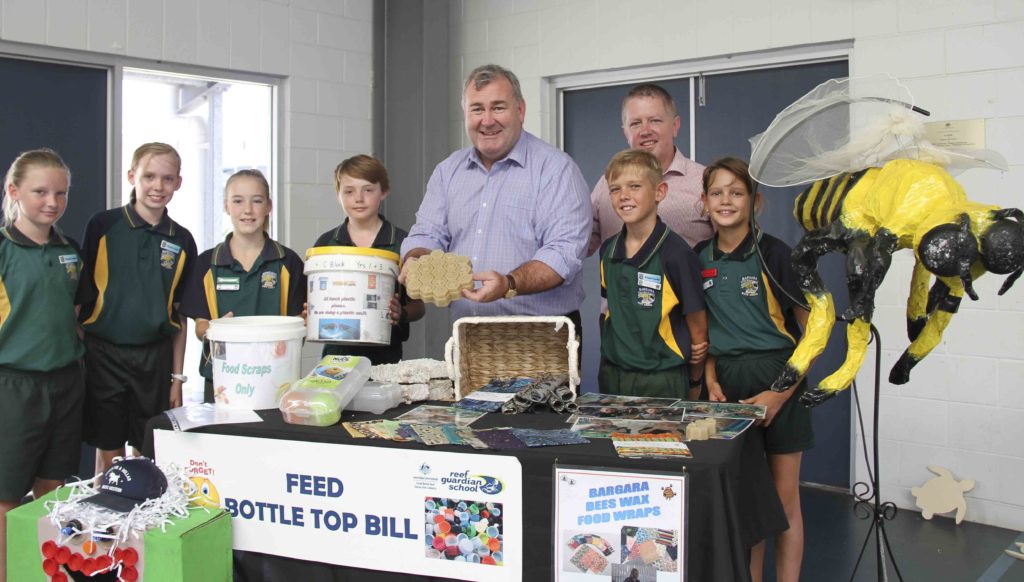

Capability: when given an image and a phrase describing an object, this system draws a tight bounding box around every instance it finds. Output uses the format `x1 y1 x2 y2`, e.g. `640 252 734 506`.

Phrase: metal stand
849 324 903 581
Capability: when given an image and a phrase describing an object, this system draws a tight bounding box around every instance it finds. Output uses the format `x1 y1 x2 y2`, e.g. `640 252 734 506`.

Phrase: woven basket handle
444 336 456 380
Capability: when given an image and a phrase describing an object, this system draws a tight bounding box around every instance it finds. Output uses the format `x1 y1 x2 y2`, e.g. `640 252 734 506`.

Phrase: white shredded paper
44 459 205 573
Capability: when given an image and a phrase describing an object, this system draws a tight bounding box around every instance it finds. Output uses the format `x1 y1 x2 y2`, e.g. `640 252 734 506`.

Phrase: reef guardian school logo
441 471 504 495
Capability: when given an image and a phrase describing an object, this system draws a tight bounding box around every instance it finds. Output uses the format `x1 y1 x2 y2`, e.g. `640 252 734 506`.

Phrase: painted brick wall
0 0 373 372
449 0 1024 530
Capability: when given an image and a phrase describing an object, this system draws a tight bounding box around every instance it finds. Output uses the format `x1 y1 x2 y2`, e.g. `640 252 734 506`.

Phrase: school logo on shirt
637 287 657 308
160 250 177 270
740 275 759 297
160 240 181 270
261 271 278 289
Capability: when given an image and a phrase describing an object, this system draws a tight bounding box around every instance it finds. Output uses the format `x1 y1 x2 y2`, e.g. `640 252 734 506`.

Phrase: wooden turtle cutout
911 465 976 524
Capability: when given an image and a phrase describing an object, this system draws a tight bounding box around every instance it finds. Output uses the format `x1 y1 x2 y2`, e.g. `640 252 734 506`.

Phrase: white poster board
155 430 522 581
554 465 686 582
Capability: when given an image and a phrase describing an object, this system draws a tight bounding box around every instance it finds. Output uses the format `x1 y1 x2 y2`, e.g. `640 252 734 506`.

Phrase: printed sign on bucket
210 339 301 409
305 247 399 345
205 316 307 410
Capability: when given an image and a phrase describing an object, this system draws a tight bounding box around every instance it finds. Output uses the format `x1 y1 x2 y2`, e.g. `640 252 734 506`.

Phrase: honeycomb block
405 250 473 307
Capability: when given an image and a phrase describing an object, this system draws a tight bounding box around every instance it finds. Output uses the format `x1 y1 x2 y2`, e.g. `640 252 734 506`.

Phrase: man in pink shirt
589 83 713 255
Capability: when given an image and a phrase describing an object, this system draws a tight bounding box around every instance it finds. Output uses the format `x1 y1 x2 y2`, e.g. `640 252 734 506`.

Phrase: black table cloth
144 402 786 581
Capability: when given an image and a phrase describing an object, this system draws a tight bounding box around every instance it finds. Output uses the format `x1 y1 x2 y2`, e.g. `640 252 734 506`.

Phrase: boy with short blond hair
598 150 707 397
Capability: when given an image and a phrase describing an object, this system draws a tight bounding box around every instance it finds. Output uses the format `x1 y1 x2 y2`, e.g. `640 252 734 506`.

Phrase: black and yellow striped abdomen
794 169 867 232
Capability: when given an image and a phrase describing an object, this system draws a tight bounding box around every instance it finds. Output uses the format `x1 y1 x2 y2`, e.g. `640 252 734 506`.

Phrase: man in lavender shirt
401 64 590 323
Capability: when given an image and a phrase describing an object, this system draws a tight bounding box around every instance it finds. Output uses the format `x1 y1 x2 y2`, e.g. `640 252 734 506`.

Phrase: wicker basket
444 316 581 400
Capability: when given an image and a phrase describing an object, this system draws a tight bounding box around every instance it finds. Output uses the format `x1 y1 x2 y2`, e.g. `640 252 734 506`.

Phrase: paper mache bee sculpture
748 75 1022 406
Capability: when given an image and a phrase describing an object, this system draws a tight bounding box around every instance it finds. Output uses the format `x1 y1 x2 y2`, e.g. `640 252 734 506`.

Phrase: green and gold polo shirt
599 218 705 371
694 231 804 358
79 203 197 345
0 225 89 371
180 233 306 379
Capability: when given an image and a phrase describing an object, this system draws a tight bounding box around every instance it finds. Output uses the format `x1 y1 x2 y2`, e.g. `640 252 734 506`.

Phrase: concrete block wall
0 0 374 372
449 0 1024 530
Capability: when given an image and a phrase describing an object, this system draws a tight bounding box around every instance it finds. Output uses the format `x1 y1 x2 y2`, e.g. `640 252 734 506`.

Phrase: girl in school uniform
0 149 88 578
693 157 814 582
79 142 197 473
180 169 306 403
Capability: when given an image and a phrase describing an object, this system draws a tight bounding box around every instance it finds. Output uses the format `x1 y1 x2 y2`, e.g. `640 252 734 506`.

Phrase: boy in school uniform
597 150 708 398
312 155 423 364
79 143 196 472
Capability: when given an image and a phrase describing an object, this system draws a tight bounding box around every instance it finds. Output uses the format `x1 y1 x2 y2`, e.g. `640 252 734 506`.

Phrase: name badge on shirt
702 268 716 290
637 272 662 290
160 240 181 254
216 276 240 291
61 255 79 280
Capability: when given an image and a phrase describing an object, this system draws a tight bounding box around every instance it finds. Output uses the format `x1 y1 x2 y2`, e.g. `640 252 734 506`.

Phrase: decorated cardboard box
6 488 232 581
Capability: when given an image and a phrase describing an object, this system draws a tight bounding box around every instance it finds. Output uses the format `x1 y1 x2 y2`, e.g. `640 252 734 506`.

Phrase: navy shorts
83 334 172 450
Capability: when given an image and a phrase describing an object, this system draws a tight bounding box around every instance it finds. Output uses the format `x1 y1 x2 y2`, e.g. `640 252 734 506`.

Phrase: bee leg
771 227 842 393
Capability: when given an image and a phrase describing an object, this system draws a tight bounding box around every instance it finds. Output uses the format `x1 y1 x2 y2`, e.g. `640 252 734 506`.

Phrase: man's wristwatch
171 373 188 383
504 274 518 300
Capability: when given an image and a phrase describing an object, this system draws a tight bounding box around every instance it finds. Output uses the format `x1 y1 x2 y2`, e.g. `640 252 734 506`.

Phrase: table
144 403 786 581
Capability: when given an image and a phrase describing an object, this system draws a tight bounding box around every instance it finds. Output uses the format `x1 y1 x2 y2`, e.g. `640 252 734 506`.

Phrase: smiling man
589 83 712 255
402 64 591 323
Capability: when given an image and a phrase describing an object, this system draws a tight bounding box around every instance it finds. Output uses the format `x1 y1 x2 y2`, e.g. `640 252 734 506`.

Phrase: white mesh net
748 74 1007 187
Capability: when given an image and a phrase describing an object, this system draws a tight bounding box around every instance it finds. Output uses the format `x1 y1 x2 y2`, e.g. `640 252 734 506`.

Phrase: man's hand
461 271 508 303
399 248 432 284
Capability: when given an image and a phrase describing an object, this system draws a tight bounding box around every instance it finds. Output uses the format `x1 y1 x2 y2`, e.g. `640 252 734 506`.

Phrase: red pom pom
121 565 139 582
121 547 139 567
51 573 67 582
67 553 84 572
41 558 59 576
41 540 58 558
94 554 113 572
80 558 95 576
55 546 71 564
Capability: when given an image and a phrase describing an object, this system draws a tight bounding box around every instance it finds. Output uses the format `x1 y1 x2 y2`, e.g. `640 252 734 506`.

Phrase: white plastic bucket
206 316 306 409
304 246 399 345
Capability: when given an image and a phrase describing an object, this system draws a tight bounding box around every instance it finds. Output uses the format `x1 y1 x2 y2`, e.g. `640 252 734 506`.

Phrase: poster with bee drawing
553 465 686 582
